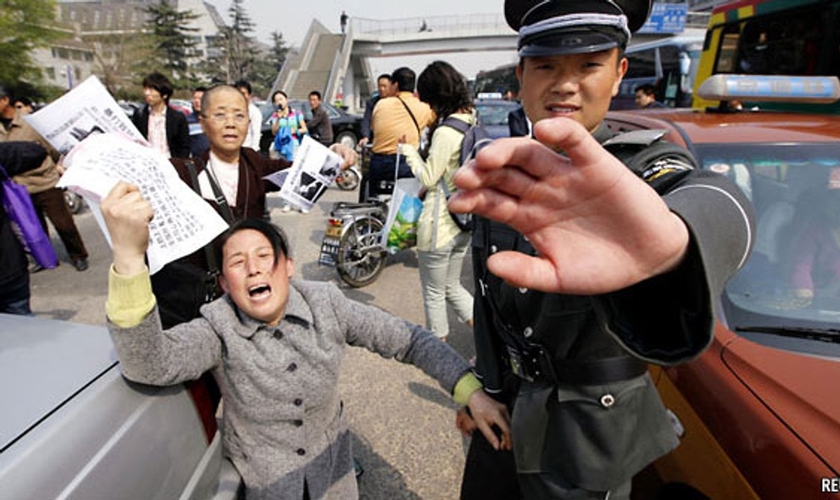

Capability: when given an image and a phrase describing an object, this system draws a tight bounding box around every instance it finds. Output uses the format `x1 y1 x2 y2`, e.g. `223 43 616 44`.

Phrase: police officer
449 1 756 499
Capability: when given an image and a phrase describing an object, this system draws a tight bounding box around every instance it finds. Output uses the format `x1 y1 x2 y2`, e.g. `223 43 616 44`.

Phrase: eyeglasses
203 112 249 125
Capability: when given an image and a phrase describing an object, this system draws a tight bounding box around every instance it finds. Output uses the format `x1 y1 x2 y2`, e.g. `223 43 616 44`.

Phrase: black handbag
150 159 234 329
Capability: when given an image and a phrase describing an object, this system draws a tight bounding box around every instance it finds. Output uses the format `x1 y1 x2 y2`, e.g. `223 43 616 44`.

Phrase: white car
0 314 242 499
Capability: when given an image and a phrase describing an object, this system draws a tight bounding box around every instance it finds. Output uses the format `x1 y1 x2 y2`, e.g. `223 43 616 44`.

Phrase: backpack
438 117 494 231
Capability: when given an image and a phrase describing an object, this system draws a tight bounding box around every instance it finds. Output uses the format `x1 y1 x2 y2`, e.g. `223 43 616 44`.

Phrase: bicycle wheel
336 216 387 288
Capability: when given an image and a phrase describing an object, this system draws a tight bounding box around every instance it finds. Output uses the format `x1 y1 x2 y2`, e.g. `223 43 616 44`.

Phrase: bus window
611 32 704 110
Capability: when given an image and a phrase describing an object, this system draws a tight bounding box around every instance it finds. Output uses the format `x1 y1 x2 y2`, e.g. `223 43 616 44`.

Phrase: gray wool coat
109 279 471 499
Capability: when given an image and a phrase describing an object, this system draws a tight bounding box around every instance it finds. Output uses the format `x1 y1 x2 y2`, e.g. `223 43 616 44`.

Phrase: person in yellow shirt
368 67 434 199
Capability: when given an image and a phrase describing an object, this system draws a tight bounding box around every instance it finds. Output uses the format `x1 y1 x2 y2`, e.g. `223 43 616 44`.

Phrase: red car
610 75 840 500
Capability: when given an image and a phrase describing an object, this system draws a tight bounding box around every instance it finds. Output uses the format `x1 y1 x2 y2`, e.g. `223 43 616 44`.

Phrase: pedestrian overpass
271 14 517 113
272 12 709 114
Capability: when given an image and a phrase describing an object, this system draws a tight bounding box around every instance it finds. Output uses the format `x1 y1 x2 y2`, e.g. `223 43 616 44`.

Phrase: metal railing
350 14 510 38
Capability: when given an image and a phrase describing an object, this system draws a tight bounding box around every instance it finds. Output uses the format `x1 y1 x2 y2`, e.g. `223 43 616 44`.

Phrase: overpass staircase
271 19 352 103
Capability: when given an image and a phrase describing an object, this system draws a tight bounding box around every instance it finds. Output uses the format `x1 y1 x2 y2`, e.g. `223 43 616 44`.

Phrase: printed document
263 135 343 211
57 134 227 274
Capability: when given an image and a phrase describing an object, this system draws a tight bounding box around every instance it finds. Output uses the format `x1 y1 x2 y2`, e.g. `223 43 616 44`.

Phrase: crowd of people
1 0 763 498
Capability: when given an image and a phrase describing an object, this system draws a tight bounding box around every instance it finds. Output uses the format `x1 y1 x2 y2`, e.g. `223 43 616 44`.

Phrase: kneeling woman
102 182 510 500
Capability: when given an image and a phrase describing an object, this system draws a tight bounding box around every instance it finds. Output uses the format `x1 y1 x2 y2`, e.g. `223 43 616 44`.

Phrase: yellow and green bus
694 0 840 113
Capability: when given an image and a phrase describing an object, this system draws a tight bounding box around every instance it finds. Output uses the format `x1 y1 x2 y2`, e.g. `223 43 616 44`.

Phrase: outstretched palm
448 117 688 294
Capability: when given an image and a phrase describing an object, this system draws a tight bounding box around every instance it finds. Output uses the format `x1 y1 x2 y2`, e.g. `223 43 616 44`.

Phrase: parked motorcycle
319 200 389 287
334 164 361 191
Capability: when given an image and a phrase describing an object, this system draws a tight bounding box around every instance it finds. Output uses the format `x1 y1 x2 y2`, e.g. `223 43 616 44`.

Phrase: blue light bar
697 75 840 104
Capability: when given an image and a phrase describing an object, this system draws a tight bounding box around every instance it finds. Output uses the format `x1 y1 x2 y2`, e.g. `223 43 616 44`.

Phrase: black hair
377 73 392 83
636 83 657 96
13 96 32 107
142 72 174 103
309 90 322 100
417 60 473 124
272 90 288 102
390 67 416 92
194 86 208 93
216 218 292 268
234 80 252 95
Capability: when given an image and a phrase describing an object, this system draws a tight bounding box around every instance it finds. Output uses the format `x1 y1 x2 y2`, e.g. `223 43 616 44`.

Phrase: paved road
30 185 477 499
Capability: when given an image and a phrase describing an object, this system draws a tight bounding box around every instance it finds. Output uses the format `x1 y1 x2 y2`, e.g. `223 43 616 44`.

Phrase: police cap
505 0 653 57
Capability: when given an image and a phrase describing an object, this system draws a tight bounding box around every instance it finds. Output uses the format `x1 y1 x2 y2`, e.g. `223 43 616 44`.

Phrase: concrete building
35 0 227 92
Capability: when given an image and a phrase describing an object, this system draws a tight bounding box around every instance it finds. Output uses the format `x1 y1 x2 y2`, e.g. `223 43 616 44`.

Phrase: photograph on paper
24 75 143 155
263 135 343 211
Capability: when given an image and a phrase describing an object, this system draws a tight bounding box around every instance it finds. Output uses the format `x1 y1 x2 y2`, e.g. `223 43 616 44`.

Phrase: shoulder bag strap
184 159 230 276
191 158 235 224
396 96 421 137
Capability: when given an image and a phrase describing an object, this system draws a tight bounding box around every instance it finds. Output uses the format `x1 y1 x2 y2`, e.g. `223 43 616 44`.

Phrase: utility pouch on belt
505 342 558 384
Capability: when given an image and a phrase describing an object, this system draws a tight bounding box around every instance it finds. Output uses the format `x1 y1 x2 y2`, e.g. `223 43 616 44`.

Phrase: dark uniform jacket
132 104 191 159
471 124 755 491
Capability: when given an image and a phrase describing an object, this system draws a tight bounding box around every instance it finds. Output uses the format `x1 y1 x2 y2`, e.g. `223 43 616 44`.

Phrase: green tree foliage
92 31 155 100
247 31 290 98
142 0 199 85
0 0 62 85
224 0 260 82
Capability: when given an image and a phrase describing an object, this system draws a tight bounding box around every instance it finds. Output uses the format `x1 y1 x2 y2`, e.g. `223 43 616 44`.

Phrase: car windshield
696 143 840 337
476 101 517 126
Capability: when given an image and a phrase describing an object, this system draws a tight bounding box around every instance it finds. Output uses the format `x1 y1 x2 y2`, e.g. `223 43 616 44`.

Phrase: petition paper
58 134 228 274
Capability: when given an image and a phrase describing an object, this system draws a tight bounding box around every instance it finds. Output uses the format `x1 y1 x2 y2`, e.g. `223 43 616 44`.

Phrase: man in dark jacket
506 106 529 138
306 90 333 147
131 72 190 159
449 1 755 498
0 141 48 314
358 74 392 201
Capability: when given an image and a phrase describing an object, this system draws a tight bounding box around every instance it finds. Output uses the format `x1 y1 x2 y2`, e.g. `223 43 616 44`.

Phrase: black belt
508 344 647 386
553 356 648 385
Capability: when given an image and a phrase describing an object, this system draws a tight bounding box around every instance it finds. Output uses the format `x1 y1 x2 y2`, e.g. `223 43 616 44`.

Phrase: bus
693 0 840 112
612 30 706 110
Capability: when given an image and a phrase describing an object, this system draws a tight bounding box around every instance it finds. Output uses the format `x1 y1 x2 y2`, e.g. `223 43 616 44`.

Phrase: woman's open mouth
248 284 271 298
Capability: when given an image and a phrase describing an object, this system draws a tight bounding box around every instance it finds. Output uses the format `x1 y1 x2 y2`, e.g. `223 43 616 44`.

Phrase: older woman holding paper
157 84 357 329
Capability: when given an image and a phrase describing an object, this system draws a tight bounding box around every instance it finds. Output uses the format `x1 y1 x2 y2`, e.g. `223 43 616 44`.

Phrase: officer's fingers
533 117 626 178
453 156 544 198
447 187 522 224
460 136 564 182
487 252 561 292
